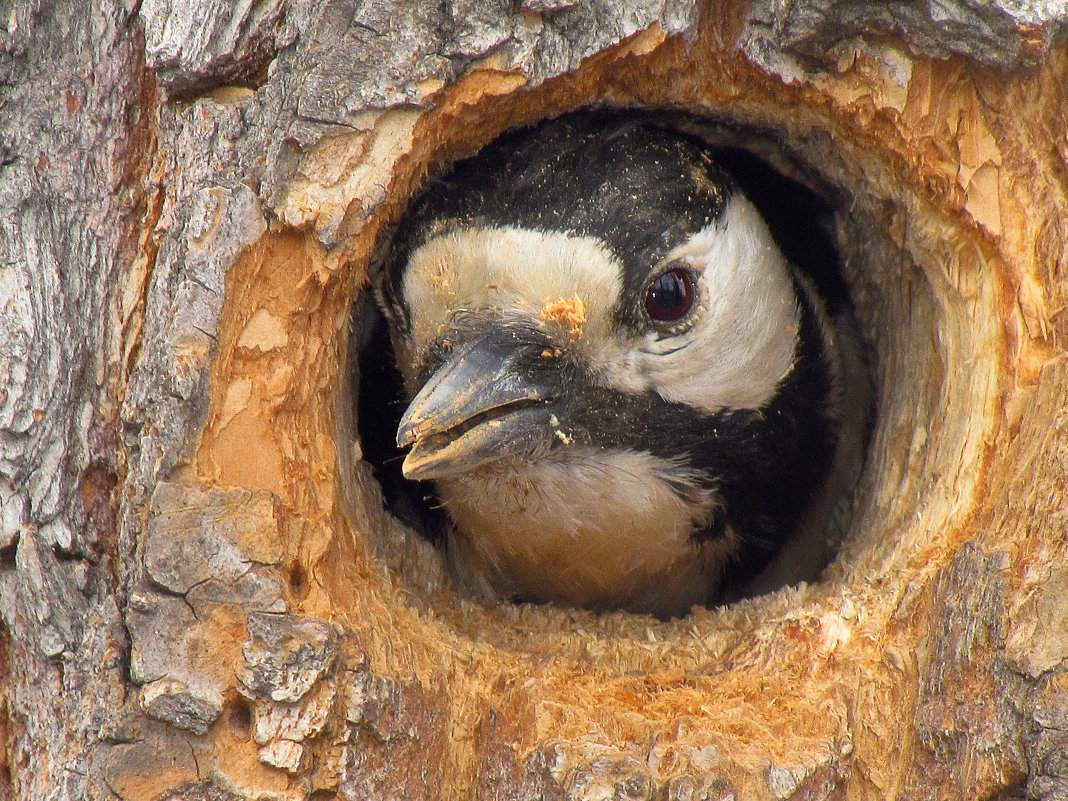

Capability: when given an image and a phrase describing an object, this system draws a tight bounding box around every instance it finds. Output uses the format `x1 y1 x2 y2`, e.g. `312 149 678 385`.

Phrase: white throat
437 448 732 616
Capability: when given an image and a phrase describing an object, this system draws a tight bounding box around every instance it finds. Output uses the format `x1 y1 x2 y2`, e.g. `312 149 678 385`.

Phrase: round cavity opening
348 108 880 620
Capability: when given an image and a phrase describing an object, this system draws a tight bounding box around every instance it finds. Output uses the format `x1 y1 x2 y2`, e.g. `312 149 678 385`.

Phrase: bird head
380 115 802 484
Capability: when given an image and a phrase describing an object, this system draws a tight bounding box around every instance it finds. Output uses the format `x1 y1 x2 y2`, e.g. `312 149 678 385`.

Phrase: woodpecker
375 112 858 618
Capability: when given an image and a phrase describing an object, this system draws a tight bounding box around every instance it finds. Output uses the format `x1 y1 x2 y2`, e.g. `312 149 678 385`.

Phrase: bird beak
397 330 563 481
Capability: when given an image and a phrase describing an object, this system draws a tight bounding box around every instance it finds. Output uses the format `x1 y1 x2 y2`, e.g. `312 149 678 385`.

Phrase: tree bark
1 1 1066 799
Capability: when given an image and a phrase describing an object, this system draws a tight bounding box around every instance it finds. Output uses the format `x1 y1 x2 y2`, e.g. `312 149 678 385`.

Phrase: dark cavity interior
352 115 870 610
353 288 448 544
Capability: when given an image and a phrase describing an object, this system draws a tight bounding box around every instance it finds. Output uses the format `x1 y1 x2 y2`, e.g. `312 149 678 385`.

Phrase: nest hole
225 695 253 739
287 559 311 600
344 108 902 624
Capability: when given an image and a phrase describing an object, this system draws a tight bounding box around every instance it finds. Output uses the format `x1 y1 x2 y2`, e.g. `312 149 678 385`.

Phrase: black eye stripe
645 268 696 323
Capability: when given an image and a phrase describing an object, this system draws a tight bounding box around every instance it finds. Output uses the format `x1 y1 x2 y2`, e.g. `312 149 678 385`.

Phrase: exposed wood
1 0 1067 799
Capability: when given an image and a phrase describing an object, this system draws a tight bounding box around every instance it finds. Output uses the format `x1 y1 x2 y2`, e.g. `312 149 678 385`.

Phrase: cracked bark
1 0 1067 799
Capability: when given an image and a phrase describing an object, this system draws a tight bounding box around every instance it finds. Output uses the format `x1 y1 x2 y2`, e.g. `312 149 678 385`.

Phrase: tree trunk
2 1 1066 799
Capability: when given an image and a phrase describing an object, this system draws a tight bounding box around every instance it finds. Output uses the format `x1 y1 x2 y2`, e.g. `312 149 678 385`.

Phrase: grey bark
744 0 1068 71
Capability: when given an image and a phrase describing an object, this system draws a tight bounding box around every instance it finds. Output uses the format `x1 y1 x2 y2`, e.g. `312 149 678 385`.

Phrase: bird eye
644 268 695 323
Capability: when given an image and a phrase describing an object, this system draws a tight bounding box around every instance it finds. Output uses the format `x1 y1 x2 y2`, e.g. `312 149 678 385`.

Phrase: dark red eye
644 268 695 322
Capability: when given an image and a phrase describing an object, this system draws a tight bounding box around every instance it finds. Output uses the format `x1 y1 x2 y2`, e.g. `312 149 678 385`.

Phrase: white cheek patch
400 226 624 373
590 195 800 413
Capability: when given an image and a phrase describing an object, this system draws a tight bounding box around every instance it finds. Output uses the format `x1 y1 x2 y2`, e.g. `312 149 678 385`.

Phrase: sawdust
539 294 586 339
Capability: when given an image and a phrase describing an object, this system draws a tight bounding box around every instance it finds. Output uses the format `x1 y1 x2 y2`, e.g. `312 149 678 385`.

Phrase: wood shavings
539 294 586 339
